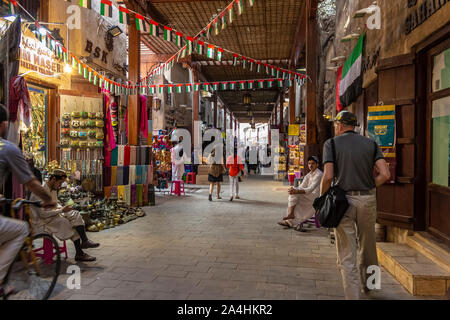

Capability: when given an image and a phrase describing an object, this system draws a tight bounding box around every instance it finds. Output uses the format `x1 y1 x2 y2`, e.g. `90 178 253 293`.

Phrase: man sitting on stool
30 169 100 262
278 156 323 232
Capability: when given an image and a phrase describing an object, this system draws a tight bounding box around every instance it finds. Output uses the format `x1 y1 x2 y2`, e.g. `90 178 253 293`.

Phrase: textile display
111 166 117 186
143 184 149 205
111 146 118 166
104 93 116 151
136 146 141 165
147 165 153 184
104 186 111 198
124 185 131 206
137 184 143 207
117 185 125 201
104 166 112 186
140 146 147 165
139 95 148 138
104 148 111 167
130 146 137 165
117 166 124 186
123 166 130 185
118 145 125 166
131 184 137 207
129 165 136 185
110 186 118 199
124 145 130 166
143 166 148 185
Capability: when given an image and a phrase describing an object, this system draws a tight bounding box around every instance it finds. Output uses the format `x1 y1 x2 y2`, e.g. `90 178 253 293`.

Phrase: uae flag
194 83 201 91
214 19 220 35
180 47 187 59
207 44 215 59
256 62 262 73
212 83 219 91
217 48 223 61
175 32 183 47
196 40 205 55
228 3 234 23
249 59 255 71
71 54 76 69
119 6 130 25
149 20 159 36
176 84 183 93
93 73 98 85
100 0 112 18
220 82 227 90
105 80 109 91
186 37 194 55
221 13 227 30
242 57 247 69
205 23 211 39
271 67 276 77
264 64 269 74
239 81 246 90
135 14 147 32
248 80 254 89
88 68 92 82
9 0 17 15
150 85 156 94
267 79 274 88
159 85 165 94
164 26 172 42
257 80 264 89
277 79 284 88
79 0 91 9
229 82 236 90
248 0 255 6
203 83 210 91
237 0 243 15
185 84 192 92
233 54 239 66
336 33 363 111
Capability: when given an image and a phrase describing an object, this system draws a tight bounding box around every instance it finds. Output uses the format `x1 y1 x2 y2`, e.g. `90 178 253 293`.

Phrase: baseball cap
333 110 359 126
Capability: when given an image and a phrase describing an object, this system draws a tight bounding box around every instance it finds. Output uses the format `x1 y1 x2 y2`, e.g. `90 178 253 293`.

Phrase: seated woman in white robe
30 169 100 262
278 156 323 232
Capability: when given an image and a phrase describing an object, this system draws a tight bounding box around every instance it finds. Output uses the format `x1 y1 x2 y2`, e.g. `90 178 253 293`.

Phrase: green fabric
342 33 364 78
111 147 118 166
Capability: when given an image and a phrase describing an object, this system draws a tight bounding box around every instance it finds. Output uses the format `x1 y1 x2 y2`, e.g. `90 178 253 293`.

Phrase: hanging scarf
104 93 117 151
139 95 148 138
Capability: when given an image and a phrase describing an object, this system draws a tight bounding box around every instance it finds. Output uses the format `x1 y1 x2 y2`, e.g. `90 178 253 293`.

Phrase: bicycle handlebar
0 198 42 210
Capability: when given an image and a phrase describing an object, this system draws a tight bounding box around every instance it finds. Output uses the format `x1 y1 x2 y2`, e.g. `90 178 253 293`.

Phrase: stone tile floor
43 175 441 300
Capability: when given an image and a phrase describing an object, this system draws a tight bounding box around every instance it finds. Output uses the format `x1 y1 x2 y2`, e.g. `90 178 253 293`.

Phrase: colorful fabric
140 146 146 165
117 185 125 202
116 166 124 185
142 166 148 185
123 166 130 185
104 186 111 198
135 165 141 184
124 185 131 206
139 95 148 138
143 184 149 206
135 146 141 165
130 146 137 165
111 166 117 186
104 167 111 186
110 147 118 166
118 145 125 166
110 186 118 199
129 165 136 185
147 165 153 184
124 145 131 166
104 147 111 167
137 184 143 207
131 184 138 207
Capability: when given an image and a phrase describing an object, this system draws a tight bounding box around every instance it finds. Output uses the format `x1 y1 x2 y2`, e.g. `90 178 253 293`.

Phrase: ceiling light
108 26 122 37
341 33 360 42
353 2 378 18
296 68 306 72
243 93 251 105
64 64 72 73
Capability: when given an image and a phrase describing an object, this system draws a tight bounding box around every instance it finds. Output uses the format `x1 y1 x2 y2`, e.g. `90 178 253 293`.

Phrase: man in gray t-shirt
320 111 390 300
0 104 54 296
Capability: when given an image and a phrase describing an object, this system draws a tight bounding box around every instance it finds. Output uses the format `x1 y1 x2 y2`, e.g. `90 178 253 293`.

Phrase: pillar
306 1 317 144
128 21 140 145
279 93 284 133
289 85 296 124
213 94 217 128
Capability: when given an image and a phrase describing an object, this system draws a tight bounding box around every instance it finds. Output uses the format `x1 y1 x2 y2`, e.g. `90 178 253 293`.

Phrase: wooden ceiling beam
289 0 307 70
140 53 174 63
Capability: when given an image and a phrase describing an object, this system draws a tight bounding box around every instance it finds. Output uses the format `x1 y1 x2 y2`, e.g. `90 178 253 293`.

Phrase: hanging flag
221 13 227 30
185 84 192 93
229 82 236 90
105 80 110 91
277 79 284 88
276 67 281 78
237 0 243 15
207 44 215 59
99 76 103 89
194 83 200 91
203 83 210 91
135 14 147 32
336 33 364 110
71 55 77 68
88 68 92 82
214 19 220 36
242 57 247 69
150 85 156 94
228 3 234 24
175 32 183 47
78 0 91 9
264 64 269 75
196 40 205 55
249 59 255 71
205 23 211 39
220 82 227 90
78 61 82 74
186 37 194 55
149 20 159 36
256 62 262 73
239 81 246 90
212 83 219 91
233 54 239 66
257 80 264 89
93 73 98 85
267 79 274 88
100 0 112 18
164 26 172 42
271 67 276 77
248 80 254 89
181 47 187 59
248 0 255 6
176 84 183 93
8 0 18 15
217 48 223 62
119 6 130 25
159 84 165 94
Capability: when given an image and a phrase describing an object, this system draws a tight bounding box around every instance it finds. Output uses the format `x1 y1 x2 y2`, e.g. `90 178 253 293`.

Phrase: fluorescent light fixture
296 68 306 72
341 33 360 42
353 2 378 18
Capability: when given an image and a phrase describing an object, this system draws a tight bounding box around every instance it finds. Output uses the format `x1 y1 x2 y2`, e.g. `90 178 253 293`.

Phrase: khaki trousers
334 191 378 300
0 217 29 283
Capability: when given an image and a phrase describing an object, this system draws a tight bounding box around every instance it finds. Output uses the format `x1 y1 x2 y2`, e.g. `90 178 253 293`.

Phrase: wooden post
289 85 296 124
128 22 140 145
306 0 317 145
213 94 217 128
279 93 284 133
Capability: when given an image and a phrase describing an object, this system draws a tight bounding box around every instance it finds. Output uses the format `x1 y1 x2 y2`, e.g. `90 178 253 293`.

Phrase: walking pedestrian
207 149 226 201
226 148 245 201
320 110 390 300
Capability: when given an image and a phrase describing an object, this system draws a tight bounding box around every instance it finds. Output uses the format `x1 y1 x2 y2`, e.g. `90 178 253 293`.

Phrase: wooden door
376 54 419 230
425 37 450 244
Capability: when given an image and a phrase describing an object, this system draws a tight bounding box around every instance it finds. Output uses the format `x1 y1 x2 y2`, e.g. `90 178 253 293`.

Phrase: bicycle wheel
3 234 61 300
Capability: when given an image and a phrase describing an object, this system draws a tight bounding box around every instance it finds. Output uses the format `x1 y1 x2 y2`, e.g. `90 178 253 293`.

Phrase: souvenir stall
152 131 172 190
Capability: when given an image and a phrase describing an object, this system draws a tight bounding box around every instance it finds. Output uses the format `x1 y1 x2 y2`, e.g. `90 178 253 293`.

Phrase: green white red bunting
175 32 183 46
239 81 246 90
149 20 158 36
164 26 172 42
207 45 215 59
233 54 239 66
119 6 130 24
217 48 223 61
135 14 147 32
237 0 243 15
79 0 91 9
9 0 18 15
228 3 234 23
185 84 192 92
100 0 112 18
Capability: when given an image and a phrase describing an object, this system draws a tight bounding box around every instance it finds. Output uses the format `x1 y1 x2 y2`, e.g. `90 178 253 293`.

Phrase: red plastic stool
34 237 68 264
186 172 196 184
170 180 185 196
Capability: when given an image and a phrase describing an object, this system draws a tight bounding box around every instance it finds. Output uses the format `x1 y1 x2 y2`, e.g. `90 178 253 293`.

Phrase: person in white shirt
278 156 323 231
171 138 187 181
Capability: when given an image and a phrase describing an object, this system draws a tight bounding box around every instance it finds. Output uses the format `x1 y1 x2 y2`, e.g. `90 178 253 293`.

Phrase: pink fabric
139 95 148 138
9 76 31 123
104 94 116 151
124 107 128 138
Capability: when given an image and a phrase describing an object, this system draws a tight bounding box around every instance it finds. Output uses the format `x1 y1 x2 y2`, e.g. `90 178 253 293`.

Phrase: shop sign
405 0 448 35
288 124 300 136
19 36 64 76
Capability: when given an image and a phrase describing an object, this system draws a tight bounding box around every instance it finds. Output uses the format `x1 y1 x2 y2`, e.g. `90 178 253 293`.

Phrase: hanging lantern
243 93 251 105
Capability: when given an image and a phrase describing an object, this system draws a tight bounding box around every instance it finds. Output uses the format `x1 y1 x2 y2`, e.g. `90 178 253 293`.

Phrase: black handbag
313 138 349 228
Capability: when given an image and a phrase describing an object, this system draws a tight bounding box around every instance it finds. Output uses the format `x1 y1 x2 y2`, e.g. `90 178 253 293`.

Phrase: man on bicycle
0 104 55 297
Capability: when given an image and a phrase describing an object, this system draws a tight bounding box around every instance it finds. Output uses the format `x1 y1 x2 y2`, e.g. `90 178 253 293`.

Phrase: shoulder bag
313 138 349 228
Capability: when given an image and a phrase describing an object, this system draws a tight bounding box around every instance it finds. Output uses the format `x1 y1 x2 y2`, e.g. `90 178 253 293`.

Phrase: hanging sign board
288 124 300 136
367 105 396 147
